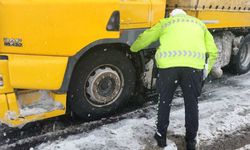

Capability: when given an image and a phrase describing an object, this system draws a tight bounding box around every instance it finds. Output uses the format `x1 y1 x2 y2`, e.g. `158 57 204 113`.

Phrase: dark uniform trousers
156 67 203 141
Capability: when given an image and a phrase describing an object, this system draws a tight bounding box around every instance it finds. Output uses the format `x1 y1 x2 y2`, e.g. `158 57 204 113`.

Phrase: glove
203 64 209 80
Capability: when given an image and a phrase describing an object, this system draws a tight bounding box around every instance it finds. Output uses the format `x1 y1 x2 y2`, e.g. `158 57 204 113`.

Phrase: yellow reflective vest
130 14 218 73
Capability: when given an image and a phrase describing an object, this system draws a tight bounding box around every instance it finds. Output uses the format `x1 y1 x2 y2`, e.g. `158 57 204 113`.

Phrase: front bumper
0 55 66 127
0 92 66 128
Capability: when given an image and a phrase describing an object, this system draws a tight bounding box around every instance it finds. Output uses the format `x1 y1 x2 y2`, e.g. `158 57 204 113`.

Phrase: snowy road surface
35 73 250 150
0 72 250 150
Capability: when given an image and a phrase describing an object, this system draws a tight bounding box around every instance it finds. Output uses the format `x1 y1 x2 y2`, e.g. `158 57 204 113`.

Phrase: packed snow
19 91 64 117
35 73 250 150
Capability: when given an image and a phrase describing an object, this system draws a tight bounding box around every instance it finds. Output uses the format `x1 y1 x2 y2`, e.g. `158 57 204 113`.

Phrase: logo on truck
3 38 23 47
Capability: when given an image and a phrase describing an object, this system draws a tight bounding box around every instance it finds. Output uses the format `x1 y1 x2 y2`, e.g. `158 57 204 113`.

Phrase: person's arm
130 21 162 52
205 28 218 73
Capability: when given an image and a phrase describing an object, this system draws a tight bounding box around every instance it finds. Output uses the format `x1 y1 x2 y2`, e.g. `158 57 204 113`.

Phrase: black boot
186 139 197 150
154 132 167 148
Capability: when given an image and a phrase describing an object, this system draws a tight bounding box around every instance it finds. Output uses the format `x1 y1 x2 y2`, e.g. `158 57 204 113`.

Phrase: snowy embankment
36 73 250 150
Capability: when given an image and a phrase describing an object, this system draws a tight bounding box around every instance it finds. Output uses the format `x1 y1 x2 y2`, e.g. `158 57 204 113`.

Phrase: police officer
130 9 218 149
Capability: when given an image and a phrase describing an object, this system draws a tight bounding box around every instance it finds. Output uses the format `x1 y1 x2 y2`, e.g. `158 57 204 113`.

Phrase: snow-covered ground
35 73 250 150
237 144 250 150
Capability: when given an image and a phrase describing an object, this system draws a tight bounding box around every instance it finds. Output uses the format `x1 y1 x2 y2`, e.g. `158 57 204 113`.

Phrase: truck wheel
230 35 250 74
68 48 136 120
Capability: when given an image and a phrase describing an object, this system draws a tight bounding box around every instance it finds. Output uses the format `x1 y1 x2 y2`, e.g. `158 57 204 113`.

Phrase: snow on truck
0 0 250 127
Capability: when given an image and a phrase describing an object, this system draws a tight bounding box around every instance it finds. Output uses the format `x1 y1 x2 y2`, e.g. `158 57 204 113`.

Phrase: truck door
120 0 151 29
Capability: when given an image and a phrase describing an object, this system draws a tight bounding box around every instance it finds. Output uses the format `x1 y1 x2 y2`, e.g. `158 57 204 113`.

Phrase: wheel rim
85 65 124 107
240 42 250 69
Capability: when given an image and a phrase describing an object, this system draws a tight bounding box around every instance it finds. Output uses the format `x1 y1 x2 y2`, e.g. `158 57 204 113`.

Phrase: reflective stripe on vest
161 18 206 31
156 50 205 60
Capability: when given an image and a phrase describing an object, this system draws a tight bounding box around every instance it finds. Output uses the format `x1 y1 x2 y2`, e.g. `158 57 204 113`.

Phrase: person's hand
203 64 209 80
203 69 209 80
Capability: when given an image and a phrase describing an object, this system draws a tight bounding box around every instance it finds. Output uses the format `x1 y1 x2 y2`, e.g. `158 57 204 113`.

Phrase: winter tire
230 34 250 74
68 48 136 120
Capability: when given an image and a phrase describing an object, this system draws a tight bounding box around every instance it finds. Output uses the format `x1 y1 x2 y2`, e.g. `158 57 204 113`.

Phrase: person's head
170 9 187 17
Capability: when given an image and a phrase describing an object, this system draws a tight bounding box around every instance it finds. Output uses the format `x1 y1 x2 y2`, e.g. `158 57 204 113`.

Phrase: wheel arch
58 28 155 93
58 40 140 93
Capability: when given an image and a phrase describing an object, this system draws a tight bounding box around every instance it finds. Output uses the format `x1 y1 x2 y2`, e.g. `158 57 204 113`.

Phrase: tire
68 48 136 120
230 35 250 74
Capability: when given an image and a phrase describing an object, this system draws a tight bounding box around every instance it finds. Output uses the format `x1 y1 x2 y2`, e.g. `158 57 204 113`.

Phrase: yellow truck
0 0 250 127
